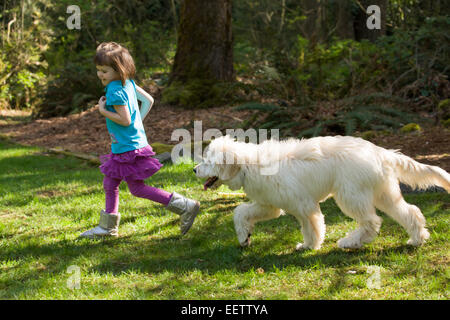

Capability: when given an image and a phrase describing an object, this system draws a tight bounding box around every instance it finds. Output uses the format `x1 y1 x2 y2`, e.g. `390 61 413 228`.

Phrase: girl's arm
135 85 154 120
98 96 131 126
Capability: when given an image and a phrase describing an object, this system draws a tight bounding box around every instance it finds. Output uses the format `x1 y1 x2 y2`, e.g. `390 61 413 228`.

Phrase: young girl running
80 42 200 238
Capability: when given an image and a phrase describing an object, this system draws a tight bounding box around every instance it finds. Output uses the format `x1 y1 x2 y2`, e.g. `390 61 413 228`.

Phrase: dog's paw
406 238 421 246
296 242 322 250
406 228 430 246
295 243 311 251
239 234 252 247
337 237 363 249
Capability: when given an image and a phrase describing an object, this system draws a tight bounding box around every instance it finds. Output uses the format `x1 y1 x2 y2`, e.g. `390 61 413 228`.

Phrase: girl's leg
79 176 122 238
103 176 122 214
126 179 172 206
126 179 199 235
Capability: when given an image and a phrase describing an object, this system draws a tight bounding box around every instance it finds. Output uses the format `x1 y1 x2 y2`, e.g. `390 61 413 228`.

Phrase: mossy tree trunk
170 0 234 84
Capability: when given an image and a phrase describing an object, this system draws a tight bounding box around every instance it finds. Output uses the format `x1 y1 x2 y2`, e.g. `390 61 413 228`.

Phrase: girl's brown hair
94 42 136 86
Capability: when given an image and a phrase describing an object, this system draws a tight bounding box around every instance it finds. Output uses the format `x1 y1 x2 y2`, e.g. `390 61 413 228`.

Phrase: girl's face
96 65 120 86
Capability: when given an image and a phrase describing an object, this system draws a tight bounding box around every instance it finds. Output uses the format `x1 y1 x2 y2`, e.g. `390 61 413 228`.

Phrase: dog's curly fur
195 135 450 250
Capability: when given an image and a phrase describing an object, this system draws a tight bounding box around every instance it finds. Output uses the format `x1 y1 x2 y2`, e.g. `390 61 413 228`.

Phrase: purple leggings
103 176 172 214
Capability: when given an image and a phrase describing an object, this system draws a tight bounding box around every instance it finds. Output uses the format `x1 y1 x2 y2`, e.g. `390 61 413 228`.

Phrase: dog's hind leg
374 182 429 246
334 191 382 249
234 202 282 247
292 206 326 250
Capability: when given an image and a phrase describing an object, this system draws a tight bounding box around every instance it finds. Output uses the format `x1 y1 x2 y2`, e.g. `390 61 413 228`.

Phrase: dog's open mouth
203 176 219 190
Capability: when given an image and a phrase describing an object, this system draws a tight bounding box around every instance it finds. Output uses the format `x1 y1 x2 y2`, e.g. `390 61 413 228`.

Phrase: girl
80 42 200 238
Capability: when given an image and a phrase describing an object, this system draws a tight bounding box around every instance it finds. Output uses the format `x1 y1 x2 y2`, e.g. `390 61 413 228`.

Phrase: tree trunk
354 0 387 42
335 0 355 40
169 0 234 83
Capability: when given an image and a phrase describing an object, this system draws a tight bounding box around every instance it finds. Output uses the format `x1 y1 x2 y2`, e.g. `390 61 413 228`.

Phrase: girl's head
94 42 135 86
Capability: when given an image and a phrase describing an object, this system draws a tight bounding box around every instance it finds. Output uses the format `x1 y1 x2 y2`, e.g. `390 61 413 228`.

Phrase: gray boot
166 192 200 235
79 210 120 238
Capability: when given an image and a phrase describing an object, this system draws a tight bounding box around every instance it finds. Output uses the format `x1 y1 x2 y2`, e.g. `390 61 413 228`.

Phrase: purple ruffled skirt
99 145 163 181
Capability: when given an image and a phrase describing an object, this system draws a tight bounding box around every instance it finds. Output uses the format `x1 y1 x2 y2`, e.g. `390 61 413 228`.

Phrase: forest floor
0 101 449 172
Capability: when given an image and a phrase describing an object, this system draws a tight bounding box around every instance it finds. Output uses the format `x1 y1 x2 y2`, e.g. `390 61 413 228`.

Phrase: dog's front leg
233 203 254 247
233 202 282 247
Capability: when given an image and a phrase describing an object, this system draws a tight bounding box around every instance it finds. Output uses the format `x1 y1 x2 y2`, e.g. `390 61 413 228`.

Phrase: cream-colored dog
194 135 450 250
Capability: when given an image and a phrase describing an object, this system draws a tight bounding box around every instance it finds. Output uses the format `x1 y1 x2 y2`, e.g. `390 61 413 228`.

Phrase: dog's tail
387 150 450 192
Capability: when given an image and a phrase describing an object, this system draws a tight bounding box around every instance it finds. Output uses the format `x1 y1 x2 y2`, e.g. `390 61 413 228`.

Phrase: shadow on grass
1 200 446 298
1 205 441 275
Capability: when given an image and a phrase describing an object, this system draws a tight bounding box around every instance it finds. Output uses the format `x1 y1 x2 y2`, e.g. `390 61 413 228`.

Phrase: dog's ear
218 164 240 181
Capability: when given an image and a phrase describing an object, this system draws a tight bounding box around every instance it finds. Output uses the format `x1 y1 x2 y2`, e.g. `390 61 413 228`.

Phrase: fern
364 105 419 123
277 121 300 129
298 103 421 138
341 93 407 105
233 102 280 112
258 120 282 129
298 124 325 138
234 102 299 134
234 101 422 139
344 118 357 135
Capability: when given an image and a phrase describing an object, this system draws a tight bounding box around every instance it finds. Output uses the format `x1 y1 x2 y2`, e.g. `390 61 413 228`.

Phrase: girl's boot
79 210 120 238
166 192 200 235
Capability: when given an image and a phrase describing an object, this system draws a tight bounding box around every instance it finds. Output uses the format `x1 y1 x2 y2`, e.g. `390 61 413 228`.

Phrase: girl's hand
96 95 130 126
98 96 107 115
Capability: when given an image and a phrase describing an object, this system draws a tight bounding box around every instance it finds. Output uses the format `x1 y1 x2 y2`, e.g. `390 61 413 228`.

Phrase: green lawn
0 139 448 299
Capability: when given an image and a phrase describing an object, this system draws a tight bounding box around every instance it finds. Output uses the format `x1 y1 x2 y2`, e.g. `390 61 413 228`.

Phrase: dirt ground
0 103 449 171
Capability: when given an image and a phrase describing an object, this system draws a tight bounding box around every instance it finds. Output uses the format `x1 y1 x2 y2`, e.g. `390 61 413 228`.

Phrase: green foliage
1 0 178 116
1 0 449 120
438 99 450 121
233 4 449 108
291 37 382 101
33 0 178 118
387 0 450 31
377 16 450 110
442 118 450 128
234 98 422 138
0 0 50 109
400 123 422 133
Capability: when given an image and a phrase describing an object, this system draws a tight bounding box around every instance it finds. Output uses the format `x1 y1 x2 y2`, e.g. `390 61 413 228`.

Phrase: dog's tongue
203 178 212 191
203 177 218 191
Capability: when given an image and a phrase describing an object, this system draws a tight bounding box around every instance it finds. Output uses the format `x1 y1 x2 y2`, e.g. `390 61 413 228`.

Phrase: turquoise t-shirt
104 79 149 154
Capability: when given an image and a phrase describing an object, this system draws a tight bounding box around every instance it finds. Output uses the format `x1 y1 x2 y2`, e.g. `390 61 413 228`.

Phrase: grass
0 139 448 300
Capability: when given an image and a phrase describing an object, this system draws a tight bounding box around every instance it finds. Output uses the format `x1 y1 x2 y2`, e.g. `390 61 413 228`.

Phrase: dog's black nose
193 168 197 174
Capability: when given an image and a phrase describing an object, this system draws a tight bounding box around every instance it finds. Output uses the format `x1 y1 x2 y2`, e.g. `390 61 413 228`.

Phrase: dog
194 135 450 250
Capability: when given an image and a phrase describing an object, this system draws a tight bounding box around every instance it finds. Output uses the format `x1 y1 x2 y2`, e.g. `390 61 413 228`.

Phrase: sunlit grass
0 139 448 299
